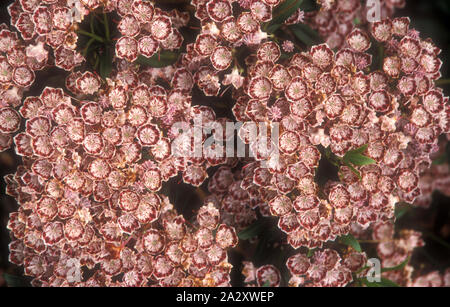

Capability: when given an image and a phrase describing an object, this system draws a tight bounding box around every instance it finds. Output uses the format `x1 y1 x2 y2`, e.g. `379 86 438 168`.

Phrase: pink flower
282 40 295 53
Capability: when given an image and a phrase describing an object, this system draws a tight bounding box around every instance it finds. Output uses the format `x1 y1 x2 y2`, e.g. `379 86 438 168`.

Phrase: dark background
0 0 449 287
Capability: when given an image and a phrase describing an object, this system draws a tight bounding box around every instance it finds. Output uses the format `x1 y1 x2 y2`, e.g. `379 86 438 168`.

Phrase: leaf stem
90 14 95 33
83 38 96 57
77 29 105 43
357 239 382 244
436 79 450 86
94 54 100 69
378 44 385 70
103 13 110 42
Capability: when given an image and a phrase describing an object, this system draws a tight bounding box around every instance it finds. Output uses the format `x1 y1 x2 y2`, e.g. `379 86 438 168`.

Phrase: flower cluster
0 23 49 151
3 53 237 286
351 220 450 287
305 0 405 49
230 16 448 250
8 0 85 71
183 0 288 96
413 140 450 208
242 263 282 287
370 221 424 285
7 0 189 67
7 189 237 286
285 249 366 287
409 269 450 287
115 2 189 62
242 248 366 287
207 165 260 231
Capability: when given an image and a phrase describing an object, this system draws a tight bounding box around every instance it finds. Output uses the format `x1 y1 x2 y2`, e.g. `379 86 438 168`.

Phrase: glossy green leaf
266 0 304 32
345 154 376 166
338 233 362 252
289 25 314 46
306 248 316 258
394 204 410 220
238 220 266 240
266 23 283 34
136 51 179 68
343 144 376 166
381 257 410 273
300 0 320 12
289 24 321 47
362 277 400 287
254 235 269 262
82 38 96 57
99 48 113 79
347 144 368 155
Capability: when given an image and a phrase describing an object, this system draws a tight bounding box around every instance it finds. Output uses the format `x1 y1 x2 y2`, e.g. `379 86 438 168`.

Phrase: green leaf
300 0 319 12
262 281 270 287
136 51 179 68
82 38 96 57
306 248 316 258
361 277 400 287
99 48 113 79
266 23 283 34
238 220 266 240
338 234 362 252
381 257 410 273
254 235 269 262
342 161 361 179
266 0 304 32
3 273 29 287
343 144 376 167
347 144 368 155
344 154 376 166
289 24 321 47
394 204 410 220
280 53 292 60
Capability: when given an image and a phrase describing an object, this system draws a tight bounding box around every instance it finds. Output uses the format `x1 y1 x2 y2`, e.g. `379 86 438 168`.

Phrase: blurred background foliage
0 0 449 287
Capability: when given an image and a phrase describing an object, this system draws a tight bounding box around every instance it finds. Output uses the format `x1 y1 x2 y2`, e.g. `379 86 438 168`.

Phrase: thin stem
354 265 371 275
95 13 105 24
103 13 110 42
94 54 100 69
83 38 96 57
358 240 383 244
220 85 232 97
435 79 450 86
378 44 385 70
90 14 95 33
77 29 104 43
323 146 342 168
